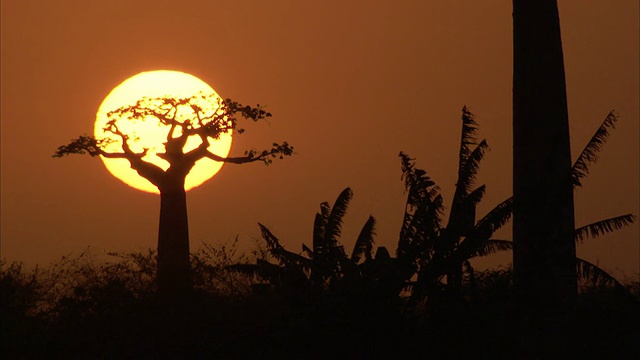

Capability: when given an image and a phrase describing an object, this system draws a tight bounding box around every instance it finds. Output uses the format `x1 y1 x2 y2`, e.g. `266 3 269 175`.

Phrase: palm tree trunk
512 0 577 311
157 180 191 298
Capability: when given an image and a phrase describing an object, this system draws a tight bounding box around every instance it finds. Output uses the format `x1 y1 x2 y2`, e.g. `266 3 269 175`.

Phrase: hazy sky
2 1 638 279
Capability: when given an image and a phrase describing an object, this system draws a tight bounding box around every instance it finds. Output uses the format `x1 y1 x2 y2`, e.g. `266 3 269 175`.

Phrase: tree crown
54 93 294 187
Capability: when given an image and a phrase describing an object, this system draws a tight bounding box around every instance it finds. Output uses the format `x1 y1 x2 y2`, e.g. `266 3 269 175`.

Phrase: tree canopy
53 93 294 189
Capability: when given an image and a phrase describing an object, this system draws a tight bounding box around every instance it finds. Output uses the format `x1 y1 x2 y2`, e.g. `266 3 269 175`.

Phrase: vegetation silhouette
498 111 635 289
234 107 635 310
512 0 577 311
396 108 514 308
569 111 636 290
513 108 637 356
221 106 637 358
406 108 635 293
225 108 513 312
22 104 633 359
1 111 633 358
3 247 638 359
402 109 636 301
509 5 638 356
53 95 293 298
230 188 407 304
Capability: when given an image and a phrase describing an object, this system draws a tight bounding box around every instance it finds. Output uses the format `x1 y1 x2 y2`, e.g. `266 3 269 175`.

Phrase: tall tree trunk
512 0 577 311
157 178 191 298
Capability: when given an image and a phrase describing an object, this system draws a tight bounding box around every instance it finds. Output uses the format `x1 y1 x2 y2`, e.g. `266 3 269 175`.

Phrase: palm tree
530 111 635 291
569 111 636 290
397 108 513 305
481 111 635 291
512 0 577 310
398 109 635 305
230 188 382 297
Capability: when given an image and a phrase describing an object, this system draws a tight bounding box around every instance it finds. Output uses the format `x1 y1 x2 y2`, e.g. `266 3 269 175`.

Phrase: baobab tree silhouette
54 94 293 298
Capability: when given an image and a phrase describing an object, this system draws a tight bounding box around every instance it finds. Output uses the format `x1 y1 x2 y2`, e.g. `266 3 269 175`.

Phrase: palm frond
313 202 330 254
399 152 437 203
454 140 489 199
456 197 513 260
406 170 436 207
468 239 513 258
448 140 487 237
572 111 619 187
257 223 310 267
323 188 353 248
398 193 443 263
448 185 486 236
351 215 376 264
457 106 480 168
398 152 444 251
465 185 487 208
258 223 285 253
452 107 481 213
574 214 636 243
576 258 626 290
445 109 487 254
473 197 514 238
397 210 420 262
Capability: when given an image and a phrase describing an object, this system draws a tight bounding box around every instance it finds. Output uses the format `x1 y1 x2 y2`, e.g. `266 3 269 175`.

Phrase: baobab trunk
157 179 191 298
512 0 577 311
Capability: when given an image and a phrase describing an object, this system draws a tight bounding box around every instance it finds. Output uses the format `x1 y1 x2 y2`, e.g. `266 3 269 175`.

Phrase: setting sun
94 70 232 193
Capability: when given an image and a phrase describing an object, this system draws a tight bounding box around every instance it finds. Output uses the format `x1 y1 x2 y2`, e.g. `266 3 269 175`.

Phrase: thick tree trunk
157 179 191 298
512 0 577 311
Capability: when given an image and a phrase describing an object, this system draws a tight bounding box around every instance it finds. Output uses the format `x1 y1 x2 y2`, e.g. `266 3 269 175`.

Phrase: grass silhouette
2 246 639 359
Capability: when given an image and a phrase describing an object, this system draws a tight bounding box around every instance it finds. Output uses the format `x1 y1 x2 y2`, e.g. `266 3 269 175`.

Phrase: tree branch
205 142 294 165
53 135 166 186
101 119 149 158
55 94 293 189
53 136 111 158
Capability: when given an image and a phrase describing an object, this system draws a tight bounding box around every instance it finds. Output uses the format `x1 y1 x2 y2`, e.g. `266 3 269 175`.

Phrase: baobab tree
512 0 576 310
54 94 293 298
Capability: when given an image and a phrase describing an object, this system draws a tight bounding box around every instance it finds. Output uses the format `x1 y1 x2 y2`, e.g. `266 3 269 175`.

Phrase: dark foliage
2 254 638 359
53 95 294 165
53 94 294 299
397 108 514 306
20 102 634 358
228 188 405 305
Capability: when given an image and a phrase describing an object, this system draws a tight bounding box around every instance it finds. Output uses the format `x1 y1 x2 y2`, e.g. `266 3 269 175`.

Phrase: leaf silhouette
572 111 618 187
351 215 376 264
574 214 636 243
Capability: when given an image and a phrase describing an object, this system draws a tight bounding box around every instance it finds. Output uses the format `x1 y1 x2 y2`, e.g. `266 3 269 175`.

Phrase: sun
94 70 232 194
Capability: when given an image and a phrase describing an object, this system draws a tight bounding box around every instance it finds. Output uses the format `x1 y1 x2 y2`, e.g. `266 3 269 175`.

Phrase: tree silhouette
53 94 293 298
228 188 404 300
511 110 635 296
569 111 636 289
399 108 635 307
512 0 577 310
243 109 516 306
493 111 635 290
393 108 514 305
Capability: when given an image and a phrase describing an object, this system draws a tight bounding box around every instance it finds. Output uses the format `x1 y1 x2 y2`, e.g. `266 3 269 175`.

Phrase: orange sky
2 1 638 280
